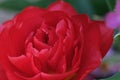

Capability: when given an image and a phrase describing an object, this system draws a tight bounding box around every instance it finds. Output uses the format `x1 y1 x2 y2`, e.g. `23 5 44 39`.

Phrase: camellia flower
106 0 120 31
0 0 113 80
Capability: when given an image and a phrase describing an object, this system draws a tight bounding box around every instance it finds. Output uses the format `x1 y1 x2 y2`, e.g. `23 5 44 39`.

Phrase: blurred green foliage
66 0 93 17
0 0 115 17
90 0 115 16
0 0 54 10
113 33 120 52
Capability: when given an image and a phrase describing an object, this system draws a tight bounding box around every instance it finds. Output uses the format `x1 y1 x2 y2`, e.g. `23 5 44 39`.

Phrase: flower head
0 0 113 80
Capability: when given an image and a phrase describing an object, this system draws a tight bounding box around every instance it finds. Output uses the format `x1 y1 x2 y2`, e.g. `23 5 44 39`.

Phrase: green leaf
114 33 120 39
113 33 120 52
90 0 115 16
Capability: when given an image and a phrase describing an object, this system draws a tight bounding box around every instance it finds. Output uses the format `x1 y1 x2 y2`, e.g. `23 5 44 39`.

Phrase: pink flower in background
106 0 120 31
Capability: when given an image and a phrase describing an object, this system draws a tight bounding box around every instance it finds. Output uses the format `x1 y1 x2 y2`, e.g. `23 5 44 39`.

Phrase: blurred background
0 0 120 80
0 0 115 23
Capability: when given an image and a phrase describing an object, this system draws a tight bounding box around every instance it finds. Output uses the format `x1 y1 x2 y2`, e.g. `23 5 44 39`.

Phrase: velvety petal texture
0 0 113 80
47 0 78 16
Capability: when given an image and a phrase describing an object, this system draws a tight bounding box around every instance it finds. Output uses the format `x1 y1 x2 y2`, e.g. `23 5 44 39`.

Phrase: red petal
6 71 41 80
56 19 67 37
33 49 50 72
41 68 78 80
75 22 102 80
72 27 84 69
72 47 81 69
71 14 91 32
33 37 50 50
8 55 39 77
47 0 78 16
15 73 41 80
6 71 22 80
43 11 69 27
94 21 114 57
57 56 66 73
8 6 44 56
0 65 8 80
0 6 44 72
0 21 16 71
48 38 63 69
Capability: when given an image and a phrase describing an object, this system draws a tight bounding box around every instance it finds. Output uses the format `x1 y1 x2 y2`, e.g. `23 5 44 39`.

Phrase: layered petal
0 7 45 80
6 71 41 80
8 55 39 77
9 6 44 56
94 21 114 57
47 0 78 16
0 20 16 71
41 68 78 80
75 22 102 80
0 65 8 80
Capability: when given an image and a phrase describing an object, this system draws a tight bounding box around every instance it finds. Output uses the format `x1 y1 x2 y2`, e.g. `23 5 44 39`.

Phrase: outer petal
8 6 44 56
0 6 44 79
75 22 102 80
0 20 15 71
71 14 91 33
42 11 69 27
0 6 44 59
0 65 8 80
6 71 41 80
8 55 39 77
6 71 23 80
47 0 78 16
94 21 114 57
0 6 44 60
41 68 78 80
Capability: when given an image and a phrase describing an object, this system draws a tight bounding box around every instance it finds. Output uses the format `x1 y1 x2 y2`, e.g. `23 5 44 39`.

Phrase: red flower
0 0 113 80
